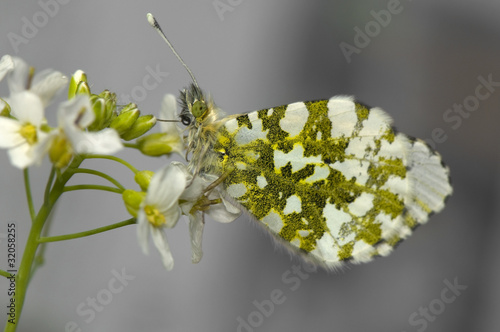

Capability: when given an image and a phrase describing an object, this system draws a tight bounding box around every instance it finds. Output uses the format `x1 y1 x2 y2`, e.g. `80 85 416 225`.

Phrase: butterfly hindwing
213 96 452 269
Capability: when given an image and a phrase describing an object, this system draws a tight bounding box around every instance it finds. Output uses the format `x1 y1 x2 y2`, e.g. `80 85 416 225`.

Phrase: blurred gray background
1 0 499 331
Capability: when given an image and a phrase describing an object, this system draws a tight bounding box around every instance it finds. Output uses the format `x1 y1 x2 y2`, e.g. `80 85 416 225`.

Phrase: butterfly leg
203 168 233 194
190 196 223 214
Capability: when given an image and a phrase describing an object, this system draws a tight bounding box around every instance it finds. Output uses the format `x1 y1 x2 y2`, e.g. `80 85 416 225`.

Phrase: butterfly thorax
179 83 226 175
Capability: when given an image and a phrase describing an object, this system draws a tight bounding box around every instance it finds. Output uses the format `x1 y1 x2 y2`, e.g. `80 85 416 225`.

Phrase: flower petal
151 227 174 270
59 95 122 155
137 209 151 255
206 199 241 223
147 163 187 210
70 128 123 155
162 205 182 229
188 213 204 263
159 94 180 131
7 142 32 169
220 196 242 215
7 57 29 94
0 117 23 148
7 130 48 169
0 55 14 81
59 94 94 128
159 94 184 154
31 69 68 107
179 175 205 202
33 131 56 163
8 91 45 125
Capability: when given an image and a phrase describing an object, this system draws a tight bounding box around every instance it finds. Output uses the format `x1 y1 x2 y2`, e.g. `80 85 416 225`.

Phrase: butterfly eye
180 115 191 126
192 100 208 119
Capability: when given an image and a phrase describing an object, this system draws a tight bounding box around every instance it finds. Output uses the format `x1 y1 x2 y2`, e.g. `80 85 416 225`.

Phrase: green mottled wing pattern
213 96 452 269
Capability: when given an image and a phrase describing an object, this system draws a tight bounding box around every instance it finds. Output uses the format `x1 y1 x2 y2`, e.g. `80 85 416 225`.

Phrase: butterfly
148 14 452 270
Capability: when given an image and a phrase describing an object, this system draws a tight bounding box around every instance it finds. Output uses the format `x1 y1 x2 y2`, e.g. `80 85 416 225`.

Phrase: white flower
159 94 184 155
178 172 241 264
5 56 67 107
137 162 187 270
0 91 47 168
58 95 123 154
137 162 240 270
38 95 123 166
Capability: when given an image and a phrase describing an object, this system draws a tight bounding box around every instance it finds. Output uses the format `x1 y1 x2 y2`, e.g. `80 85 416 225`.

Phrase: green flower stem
38 218 136 243
6 198 52 332
43 167 56 206
5 182 63 332
1 269 11 278
22 169 35 222
30 209 56 282
84 154 139 173
56 167 62 179
4 157 83 332
63 184 123 194
69 168 125 191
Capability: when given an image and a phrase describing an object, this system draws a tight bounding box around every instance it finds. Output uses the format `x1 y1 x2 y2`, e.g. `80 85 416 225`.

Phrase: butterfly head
179 83 217 127
147 14 219 128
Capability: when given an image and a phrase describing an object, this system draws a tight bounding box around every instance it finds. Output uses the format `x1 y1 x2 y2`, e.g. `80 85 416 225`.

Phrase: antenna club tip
146 13 156 26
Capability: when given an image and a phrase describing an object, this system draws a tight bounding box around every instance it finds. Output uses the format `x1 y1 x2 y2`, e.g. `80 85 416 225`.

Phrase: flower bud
136 132 183 156
134 170 154 191
68 70 88 99
122 189 146 217
109 104 140 136
98 90 117 127
121 114 157 141
87 95 106 131
121 102 140 113
75 81 91 96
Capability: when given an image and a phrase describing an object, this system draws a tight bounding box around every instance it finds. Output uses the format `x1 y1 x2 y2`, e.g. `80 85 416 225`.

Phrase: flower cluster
124 162 240 270
0 55 127 168
123 96 240 270
0 54 240 272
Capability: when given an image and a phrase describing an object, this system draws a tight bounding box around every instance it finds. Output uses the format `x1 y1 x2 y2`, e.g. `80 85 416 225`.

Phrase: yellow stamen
144 205 166 227
19 123 37 145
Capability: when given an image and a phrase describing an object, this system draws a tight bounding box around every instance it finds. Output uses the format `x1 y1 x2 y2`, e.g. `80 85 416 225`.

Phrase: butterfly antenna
147 13 199 89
